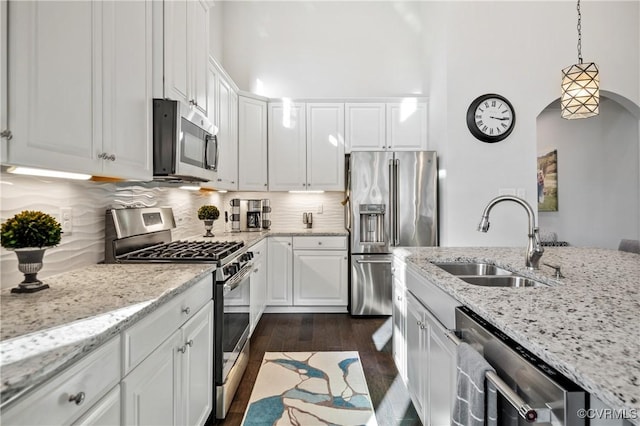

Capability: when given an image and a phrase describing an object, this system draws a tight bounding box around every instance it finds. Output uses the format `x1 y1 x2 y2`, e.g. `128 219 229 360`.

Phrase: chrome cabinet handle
186 339 194 347
68 392 86 405
420 324 426 330
177 345 186 353
182 307 191 315
318 242 322 245
416 320 422 326
107 154 116 162
264 183 268 186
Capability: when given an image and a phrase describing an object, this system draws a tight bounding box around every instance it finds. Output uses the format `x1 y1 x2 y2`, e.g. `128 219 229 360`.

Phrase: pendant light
560 0 599 120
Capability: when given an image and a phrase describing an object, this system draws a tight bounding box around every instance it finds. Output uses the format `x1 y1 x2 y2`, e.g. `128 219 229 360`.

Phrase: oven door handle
223 263 253 293
445 330 551 423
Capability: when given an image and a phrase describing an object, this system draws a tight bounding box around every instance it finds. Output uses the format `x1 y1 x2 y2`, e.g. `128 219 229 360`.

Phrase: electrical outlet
60 207 73 236
317 204 323 214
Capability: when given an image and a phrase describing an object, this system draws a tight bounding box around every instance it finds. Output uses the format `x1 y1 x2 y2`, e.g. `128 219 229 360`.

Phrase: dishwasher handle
355 259 392 264
445 330 550 424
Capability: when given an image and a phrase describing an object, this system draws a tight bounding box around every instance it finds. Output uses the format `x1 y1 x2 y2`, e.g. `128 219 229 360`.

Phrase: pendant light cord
576 0 583 64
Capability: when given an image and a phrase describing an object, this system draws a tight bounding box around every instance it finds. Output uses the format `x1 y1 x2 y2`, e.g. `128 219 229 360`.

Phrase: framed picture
537 149 558 211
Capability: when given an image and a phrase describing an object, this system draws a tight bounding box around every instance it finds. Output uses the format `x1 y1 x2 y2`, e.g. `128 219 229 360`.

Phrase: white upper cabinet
345 103 386 151
268 102 307 191
163 0 209 116
268 102 344 191
346 100 428 152
238 95 268 191
214 74 238 190
386 101 428 151
306 103 345 191
5 1 152 180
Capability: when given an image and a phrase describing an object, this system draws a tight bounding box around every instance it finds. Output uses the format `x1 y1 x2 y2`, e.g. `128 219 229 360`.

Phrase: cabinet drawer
251 238 267 259
2 337 121 426
122 273 213 374
293 236 347 250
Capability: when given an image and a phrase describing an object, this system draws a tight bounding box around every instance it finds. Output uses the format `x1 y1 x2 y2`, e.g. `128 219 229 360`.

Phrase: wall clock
466 94 516 143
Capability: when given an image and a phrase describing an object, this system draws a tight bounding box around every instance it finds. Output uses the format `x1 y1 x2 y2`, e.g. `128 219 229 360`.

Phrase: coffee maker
230 199 271 232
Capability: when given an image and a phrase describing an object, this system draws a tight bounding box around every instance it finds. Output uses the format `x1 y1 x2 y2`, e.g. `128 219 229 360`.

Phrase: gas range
104 207 252 283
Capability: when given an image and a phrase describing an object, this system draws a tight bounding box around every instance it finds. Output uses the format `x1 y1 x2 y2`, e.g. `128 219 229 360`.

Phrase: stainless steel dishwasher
453 306 587 425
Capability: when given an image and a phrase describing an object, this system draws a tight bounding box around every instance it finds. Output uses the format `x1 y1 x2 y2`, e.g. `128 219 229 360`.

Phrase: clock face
466 94 516 143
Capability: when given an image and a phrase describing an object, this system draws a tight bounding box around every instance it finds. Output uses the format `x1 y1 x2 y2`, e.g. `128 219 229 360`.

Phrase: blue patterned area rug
241 351 378 426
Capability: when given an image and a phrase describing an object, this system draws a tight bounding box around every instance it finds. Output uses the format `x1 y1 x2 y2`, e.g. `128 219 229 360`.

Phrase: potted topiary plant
197 205 220 238
1 210 62 293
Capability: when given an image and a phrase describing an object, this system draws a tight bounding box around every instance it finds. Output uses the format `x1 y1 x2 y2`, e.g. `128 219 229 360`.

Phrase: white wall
220 1 426 98
426 1 640 247
537 98 639 249
219 1 639 249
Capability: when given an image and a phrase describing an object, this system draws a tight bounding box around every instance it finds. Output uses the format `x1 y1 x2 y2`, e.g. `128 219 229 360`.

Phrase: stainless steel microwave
152 99 218 182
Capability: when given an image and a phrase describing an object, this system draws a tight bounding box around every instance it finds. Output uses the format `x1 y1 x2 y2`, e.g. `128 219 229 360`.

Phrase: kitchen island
395 246 639 425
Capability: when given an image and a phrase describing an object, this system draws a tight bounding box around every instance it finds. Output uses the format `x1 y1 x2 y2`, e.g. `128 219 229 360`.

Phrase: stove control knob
247 251 254 260
233 262 241 272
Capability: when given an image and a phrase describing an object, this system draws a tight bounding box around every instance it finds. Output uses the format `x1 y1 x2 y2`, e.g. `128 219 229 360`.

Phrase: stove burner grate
124 240 245 262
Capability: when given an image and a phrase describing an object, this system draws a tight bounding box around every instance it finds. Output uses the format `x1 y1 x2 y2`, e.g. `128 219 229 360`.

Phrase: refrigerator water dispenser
359 204 386 244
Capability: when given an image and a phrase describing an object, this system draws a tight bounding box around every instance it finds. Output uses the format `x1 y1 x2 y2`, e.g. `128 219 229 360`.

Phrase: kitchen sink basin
433 262 514 276
458 276 548 288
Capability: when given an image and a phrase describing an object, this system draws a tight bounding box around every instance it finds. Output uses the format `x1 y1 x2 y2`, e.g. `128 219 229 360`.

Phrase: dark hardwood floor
216 313 420 426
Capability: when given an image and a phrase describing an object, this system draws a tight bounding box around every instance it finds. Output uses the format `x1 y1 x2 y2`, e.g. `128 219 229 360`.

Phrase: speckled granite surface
0 231 347 407
0 263 214 405
396 246 640 424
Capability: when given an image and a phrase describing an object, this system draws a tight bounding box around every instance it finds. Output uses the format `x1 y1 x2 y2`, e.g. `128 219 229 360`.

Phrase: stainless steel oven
453 306 587 425
104 207 253 421
214 252 253 419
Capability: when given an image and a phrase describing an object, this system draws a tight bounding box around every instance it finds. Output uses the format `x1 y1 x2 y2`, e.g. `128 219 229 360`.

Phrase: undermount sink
433 262 548 288
457 275 547 288
434 262 513 276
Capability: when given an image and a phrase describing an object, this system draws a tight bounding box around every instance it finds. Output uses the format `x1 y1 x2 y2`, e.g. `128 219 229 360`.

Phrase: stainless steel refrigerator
347 151 438 315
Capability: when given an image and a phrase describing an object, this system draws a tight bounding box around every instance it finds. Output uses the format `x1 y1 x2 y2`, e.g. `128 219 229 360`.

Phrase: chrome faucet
477 195 544 270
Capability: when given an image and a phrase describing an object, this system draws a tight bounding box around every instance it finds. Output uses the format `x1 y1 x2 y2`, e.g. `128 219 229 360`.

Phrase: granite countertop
395 246 640 424
0 230 348 406
0 263 215 406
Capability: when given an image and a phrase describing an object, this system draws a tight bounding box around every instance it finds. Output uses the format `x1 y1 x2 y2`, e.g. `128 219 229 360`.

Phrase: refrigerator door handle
389 158 395 245
355 259 392 264
394 159 400 246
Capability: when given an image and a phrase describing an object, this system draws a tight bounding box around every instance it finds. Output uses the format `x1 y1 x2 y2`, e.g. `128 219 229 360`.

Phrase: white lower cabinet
293 250 348 306
267 236 348 311
394 262 457 426
72 385 121 426
250 239 268 334
267 236 293 306
122 300 214 426
1 336 121 426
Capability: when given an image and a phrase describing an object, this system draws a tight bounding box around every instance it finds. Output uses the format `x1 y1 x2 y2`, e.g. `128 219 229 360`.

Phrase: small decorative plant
197 205 219 237
1 210 62 293
1 210 62 249
197 205 220 221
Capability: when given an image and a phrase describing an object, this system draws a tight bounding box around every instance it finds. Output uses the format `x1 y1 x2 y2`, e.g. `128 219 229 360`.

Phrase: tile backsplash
0 173 345 289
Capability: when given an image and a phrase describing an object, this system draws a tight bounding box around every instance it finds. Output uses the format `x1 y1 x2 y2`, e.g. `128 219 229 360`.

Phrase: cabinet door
425 308 456 426
267 237 293 306
293 250 348 306
392 278 407 383
7 1 100 174
215 76 238 190
190 0 208 116
163 0 189 105
268 102 306 191
250 250 266 333
101 0 152 181
182 301 214 426
345 103 386 152
306 103 345 191
122 330 182 426
386 101 428 151
406 292 427 423
238 96 268 191
72 385 121 426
